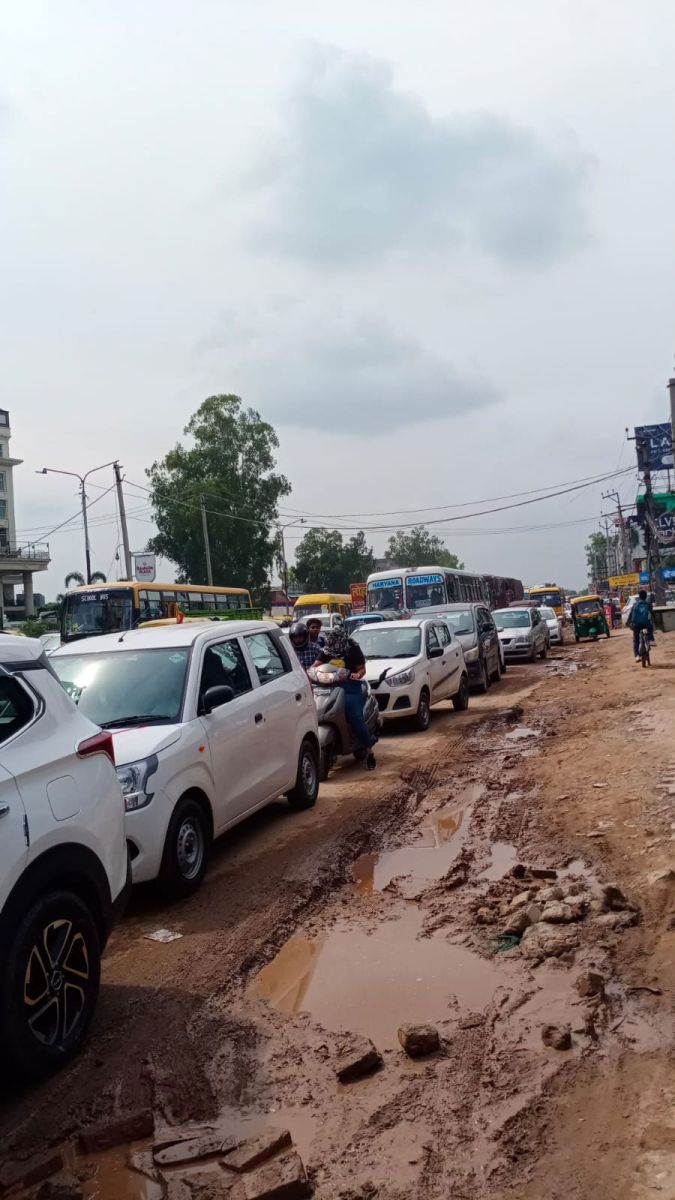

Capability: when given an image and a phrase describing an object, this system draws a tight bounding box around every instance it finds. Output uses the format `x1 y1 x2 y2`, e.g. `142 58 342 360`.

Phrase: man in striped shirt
289 619 324 671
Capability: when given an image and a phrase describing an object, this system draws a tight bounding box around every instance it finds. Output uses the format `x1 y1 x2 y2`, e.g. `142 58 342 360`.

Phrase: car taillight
78 731 116 766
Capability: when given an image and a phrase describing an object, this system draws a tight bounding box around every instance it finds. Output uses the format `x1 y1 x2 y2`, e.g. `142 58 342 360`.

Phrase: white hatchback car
351 617 469 730
0 636 128 1079
538 605 564 645
52 621 320 899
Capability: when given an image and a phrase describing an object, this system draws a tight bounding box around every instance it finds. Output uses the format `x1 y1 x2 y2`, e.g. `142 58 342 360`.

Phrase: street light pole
37 460 118 583
276 517 305 616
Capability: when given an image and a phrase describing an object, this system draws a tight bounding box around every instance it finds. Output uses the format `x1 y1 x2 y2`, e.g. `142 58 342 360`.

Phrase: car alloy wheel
24 917 90 1049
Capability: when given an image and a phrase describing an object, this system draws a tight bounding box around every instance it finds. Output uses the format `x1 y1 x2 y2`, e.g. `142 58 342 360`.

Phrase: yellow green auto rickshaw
570 594 610 642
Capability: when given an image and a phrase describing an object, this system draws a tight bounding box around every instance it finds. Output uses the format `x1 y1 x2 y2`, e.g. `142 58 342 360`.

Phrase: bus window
215 594 229 610
187 593 204 611
140 590 165 621
201 592 216 610
445 575 457 602
406 573 447 610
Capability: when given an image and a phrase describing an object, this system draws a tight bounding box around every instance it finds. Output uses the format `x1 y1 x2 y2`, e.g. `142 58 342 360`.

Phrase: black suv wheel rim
24 919 89 1047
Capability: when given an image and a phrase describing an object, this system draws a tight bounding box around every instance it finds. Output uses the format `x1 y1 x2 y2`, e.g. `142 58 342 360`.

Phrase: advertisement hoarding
134 553 157 583
634 423 673 471
350 583 367 613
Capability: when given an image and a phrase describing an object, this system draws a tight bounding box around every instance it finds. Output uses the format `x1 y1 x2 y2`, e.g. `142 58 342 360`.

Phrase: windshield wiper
100 714 174 728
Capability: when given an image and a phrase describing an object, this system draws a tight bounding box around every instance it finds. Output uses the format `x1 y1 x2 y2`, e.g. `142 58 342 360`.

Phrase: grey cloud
235 314 500 434
244 46 591 266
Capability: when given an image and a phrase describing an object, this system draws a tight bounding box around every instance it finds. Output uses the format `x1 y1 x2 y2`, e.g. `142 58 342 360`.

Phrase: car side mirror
428 645 444 659
201 684 235 714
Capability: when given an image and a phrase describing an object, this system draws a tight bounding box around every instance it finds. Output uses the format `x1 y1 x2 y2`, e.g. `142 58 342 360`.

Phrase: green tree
384 526 464 569
585 532 607 584
64 571 85 589
294 528 374 591
147 395 290 595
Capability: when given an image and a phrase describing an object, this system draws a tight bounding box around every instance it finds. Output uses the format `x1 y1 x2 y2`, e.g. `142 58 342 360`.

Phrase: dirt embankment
1 630 674 1200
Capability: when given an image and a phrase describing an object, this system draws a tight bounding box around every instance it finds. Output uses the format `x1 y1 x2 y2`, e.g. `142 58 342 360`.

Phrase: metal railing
0 542 50 561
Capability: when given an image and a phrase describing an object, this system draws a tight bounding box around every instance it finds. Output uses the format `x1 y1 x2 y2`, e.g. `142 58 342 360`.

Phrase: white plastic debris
144 928 183 943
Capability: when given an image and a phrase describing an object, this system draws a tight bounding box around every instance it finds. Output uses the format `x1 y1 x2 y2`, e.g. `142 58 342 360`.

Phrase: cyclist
627 589 654 662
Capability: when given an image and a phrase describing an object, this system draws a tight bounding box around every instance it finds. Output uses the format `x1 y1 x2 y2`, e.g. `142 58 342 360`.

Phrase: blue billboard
635 423 673 470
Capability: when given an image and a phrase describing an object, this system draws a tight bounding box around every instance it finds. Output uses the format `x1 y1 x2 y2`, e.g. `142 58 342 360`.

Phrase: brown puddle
65 1142 163 1200
352 787 483 896
252 909 507 1049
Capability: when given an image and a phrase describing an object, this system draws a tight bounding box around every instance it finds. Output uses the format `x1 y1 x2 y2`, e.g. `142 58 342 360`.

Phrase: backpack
632 599 651 626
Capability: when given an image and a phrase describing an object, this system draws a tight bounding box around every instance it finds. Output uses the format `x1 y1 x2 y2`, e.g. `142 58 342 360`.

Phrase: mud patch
480 841 518 880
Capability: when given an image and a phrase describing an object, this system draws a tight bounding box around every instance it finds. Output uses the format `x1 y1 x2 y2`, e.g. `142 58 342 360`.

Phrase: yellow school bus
293 592 352 620
529 583 565 622
61 581 259 643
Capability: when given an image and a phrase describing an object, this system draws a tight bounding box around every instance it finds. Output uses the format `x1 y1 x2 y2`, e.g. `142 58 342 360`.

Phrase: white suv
352 617 469 730
52 621 320 899
0 636 129 1079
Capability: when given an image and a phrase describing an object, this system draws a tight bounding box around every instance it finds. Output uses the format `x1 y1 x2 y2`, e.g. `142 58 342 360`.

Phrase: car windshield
353 626 422 659
539 607 556 620
52 647 190 726
62 589 134 640
531 590 561 608
574 600 601 615
367 580 404 611
442 608 475 634
494 610 531 629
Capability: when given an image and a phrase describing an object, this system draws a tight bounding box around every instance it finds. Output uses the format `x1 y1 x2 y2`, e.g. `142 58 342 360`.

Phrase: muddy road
2 630 674 1200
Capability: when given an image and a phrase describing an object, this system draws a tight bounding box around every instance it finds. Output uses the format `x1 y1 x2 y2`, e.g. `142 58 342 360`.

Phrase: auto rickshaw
570 594 610 642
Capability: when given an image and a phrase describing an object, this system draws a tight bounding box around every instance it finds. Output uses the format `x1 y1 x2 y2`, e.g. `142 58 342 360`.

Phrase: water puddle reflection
505 725 540 741
252 910 505 1049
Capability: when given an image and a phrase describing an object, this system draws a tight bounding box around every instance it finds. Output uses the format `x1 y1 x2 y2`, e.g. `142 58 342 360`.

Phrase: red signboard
350 582 367 614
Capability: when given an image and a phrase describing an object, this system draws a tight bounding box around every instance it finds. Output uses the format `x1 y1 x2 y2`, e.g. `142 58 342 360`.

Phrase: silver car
539 605 563 645
493 606 549 661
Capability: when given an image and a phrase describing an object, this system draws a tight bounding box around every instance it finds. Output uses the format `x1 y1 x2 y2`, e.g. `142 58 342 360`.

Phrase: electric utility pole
200 498 213 586
602 490 629 574
113 462 133 579
636 431 666 605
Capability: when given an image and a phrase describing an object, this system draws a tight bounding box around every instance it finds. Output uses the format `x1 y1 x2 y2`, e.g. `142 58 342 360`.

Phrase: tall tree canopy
147 395 290 594
294 528 374 592
585 531 608 583
385 526 463 569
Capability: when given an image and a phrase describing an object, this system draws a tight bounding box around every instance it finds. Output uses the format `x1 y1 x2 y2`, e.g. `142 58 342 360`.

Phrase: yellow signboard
608 573 640 588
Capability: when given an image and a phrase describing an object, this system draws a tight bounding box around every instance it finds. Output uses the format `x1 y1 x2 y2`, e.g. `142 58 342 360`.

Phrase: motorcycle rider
314 626 376 769
289 619 324 672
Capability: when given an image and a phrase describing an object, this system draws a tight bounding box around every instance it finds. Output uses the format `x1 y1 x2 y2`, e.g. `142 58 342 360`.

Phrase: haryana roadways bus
366 567 523 613
61 581 258 643
528 583 566 623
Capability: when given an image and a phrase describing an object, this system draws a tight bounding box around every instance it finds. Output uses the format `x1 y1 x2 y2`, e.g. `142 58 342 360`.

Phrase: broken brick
222 1128 292 1172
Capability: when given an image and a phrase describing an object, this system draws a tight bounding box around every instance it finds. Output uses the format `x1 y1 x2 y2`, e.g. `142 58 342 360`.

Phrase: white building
0 409 50 621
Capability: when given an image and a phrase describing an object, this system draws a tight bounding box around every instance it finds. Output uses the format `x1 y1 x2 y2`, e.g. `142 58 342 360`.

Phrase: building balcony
0 542 50 571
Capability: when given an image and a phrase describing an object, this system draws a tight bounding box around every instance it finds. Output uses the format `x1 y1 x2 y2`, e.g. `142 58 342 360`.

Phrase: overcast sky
2 0 675 598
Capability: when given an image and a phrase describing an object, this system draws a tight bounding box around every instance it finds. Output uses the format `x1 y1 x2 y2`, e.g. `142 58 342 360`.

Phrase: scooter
308 665 382 780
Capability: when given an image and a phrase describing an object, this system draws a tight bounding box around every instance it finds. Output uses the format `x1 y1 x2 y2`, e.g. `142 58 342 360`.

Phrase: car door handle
255 712 264 724
0 803 9 818
295 693 302 702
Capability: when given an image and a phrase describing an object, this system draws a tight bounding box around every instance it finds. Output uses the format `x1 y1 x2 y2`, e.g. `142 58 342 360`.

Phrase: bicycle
639 626 651 668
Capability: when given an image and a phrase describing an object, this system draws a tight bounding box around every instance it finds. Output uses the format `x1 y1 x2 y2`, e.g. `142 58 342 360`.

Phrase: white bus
366 567 489 613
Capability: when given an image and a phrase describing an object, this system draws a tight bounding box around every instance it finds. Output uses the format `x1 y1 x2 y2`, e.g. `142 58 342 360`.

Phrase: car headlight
515 636 530 645
116 755 158 812
386 667 415 687
464 647 479 662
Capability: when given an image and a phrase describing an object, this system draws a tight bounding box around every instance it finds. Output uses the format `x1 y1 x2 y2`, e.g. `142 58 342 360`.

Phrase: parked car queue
0 604 558 1081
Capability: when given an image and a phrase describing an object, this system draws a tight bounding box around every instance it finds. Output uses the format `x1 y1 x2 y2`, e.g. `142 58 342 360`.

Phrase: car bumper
369 684 418 720
500 642 534 658
124 788 172 884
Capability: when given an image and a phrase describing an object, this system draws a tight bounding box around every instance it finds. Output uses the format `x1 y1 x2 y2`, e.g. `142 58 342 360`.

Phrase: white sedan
539 605 564 645
52 621 320 899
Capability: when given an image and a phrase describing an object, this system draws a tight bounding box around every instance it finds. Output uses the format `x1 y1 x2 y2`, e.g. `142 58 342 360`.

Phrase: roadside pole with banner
133 553 157 584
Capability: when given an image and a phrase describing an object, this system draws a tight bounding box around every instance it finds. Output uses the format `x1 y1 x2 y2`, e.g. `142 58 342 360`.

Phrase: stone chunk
575 970 605 998
520 923 578 961
397 1023 440 1058
507 890 532 912
223 1129 292 1172
594 911 639 931
502 910 530 937
335 1036 382 1082
80 1109 154 1152
155 1134 236 1167
530 867 558 880
541 902 575 924
525 903 543 925
0 1150 64 1194
242 1151 312 1199
541 1024 572 1051
170 1169 238 1198
538 885 564 904
35 1173 83 1200
602 883 637 913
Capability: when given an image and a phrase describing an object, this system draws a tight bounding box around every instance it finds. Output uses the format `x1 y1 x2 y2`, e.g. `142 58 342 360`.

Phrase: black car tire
452 674 470 711
490 653 502 683
319 735 334 782
0 889 101 1081
540 642 548 659
529 645 537 662
413 688 431 731
476 659 490 694
287 739 320 810
159 796 210 899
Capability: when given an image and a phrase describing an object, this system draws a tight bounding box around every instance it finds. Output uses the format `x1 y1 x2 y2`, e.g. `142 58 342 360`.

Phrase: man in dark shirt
315 627 376 769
